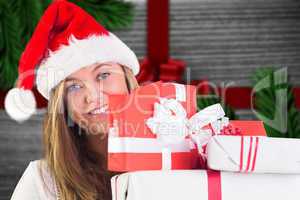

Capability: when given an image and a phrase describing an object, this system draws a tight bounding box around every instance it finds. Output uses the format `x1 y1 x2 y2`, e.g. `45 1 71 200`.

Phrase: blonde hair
40 66 139 200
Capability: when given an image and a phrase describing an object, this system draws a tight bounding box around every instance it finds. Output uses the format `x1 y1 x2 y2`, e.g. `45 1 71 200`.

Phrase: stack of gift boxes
106 81 300 200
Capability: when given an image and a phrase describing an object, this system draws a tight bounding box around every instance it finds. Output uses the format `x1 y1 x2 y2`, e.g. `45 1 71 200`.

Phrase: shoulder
10 159 57 200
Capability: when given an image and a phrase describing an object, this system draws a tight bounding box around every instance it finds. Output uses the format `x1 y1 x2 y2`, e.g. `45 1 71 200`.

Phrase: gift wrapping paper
107 80 199 171
111 169 300 200
207 135 300 173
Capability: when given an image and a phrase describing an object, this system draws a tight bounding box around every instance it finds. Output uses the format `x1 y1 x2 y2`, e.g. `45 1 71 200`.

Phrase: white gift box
207 135 300 173
111 170 300 200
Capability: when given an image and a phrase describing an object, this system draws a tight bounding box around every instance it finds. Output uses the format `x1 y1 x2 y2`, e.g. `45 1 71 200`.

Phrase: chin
85 120 109 137
73 112 109 135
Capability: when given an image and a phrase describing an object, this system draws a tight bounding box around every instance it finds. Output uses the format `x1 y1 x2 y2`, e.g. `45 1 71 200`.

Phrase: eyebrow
65 63 113 82
65 77 78 82
91 63 103 73
92 63 113 72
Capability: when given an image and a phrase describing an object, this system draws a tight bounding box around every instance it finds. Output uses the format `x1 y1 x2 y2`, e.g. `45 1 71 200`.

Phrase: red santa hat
4 0 140 123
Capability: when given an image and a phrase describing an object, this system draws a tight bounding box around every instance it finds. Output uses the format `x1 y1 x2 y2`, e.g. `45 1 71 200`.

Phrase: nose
85 82 107 105
85 91 98 104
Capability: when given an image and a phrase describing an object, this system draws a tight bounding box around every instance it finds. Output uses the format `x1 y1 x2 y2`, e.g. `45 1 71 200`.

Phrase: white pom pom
4 88 37 123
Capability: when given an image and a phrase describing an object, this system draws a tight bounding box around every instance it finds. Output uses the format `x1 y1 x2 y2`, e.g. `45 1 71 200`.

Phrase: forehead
65 62 120 82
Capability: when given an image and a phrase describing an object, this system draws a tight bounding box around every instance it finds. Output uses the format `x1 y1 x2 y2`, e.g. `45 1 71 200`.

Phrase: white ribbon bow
146 98 229 156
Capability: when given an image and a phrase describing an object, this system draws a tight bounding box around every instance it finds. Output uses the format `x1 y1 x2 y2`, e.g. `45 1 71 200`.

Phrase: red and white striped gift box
190 120 267 168
107 81 199 171
207 135 300 173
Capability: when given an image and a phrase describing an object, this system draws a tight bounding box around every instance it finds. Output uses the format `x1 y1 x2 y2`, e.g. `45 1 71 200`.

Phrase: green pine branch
252 67 300 138
0 0 135 90
197 94 237 120
70 0 135 30
0 1 22 89
10 0 43 44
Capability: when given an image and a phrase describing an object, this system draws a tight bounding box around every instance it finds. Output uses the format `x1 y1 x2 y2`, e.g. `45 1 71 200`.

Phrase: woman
6 1 140 200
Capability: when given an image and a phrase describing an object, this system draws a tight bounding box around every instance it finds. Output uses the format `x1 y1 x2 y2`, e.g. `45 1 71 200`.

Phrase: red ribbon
251 137 259 172
207 170 222 200
239 136 260 172
159 59 186 82
245 136 253 171
239 136 244 171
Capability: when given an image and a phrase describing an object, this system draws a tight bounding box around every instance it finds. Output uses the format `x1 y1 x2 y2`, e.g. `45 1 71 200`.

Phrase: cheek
66 93 86 115
66 104 89 130
104 74 128 94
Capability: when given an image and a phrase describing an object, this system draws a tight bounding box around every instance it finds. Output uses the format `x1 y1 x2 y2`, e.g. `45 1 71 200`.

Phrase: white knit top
10 159 59 200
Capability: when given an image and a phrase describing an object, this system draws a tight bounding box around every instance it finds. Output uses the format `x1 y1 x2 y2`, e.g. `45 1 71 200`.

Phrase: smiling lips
88 105 108 115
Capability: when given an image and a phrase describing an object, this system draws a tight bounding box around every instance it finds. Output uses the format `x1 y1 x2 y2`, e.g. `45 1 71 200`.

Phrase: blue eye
67 84 81 92
97 72 110 80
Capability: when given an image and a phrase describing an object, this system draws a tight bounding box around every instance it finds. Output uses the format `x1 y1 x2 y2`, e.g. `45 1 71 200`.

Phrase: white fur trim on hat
36 32 140 100
4 87 37 123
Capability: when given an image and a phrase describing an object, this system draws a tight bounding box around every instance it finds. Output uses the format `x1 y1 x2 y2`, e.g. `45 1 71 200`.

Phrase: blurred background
0 0 300 199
